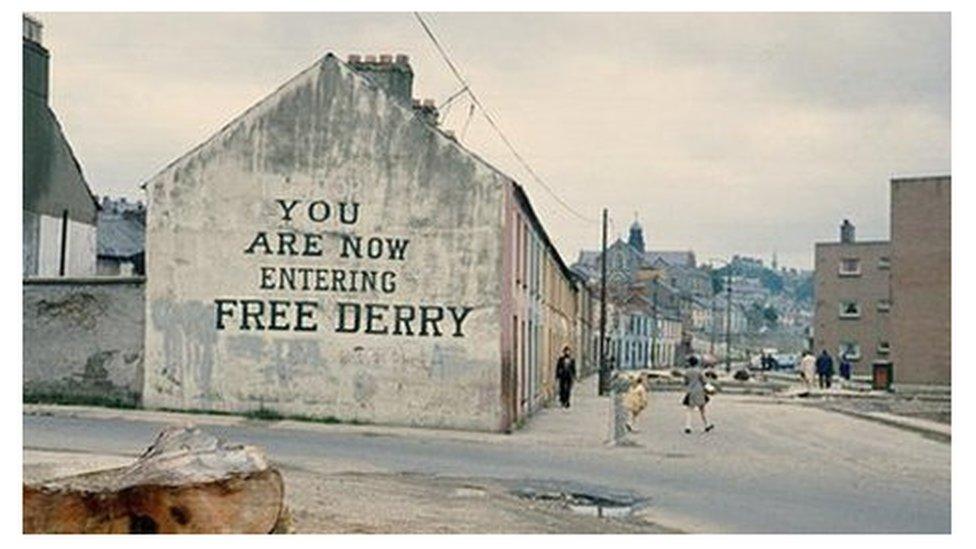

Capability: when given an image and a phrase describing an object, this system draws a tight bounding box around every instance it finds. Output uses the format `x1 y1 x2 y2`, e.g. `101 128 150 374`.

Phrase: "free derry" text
214 299 474 337
212 197 476 338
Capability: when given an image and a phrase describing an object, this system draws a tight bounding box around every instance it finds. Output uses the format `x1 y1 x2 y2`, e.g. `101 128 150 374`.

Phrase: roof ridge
140 52 339 189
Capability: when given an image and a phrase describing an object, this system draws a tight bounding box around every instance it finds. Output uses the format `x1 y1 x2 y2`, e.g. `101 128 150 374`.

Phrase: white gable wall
143 56 508 431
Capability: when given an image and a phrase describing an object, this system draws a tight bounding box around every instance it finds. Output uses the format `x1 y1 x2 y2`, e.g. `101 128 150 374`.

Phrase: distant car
772 353 797 370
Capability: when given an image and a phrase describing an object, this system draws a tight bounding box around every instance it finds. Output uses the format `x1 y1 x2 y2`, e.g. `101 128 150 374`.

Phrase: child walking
682 355 715 434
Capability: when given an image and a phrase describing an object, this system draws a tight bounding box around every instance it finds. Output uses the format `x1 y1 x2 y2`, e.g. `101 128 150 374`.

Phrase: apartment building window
878 341 891 355
839 301 861 319
839 341 861 361
878 256 891 270
839 258 861 276
877 299 892 313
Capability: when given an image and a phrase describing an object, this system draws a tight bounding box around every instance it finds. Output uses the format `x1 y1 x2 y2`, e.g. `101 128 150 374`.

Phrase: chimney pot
422 98 435 108
348 54 362 63
379 54 393 64
412 99 421 107
395 54 409 65
840 219 856 244
365 54 377 63
23 15 43 45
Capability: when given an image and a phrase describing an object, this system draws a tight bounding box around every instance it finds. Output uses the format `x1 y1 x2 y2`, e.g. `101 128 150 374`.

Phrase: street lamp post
725 268 732 372
709 297 717 355
598 208 609 395
708 257 734 372
650 279 658 368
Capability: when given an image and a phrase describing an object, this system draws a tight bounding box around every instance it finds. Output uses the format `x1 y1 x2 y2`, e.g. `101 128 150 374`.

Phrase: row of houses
571 219 753 368
25 15 616 431
813 176 950 385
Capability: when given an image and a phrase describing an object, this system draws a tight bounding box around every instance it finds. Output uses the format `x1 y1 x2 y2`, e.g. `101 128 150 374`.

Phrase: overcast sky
36 12 949 269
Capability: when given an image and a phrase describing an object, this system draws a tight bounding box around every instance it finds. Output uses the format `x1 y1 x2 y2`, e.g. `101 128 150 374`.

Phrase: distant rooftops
575 246 697 271
96 197 145 259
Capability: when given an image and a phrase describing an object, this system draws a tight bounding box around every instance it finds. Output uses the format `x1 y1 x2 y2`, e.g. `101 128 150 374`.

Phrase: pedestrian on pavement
799 350 817 389
555 346 577 409
839 354 852 381
682 355 715 434
816 349 835 389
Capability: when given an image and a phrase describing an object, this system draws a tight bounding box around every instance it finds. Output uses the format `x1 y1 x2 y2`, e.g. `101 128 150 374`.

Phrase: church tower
628 214 645 254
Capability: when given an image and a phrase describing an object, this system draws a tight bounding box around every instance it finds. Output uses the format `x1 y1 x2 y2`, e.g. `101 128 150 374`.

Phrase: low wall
23 277 145 407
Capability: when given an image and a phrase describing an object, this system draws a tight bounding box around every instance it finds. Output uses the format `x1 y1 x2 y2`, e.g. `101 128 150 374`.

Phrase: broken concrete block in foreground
23 426 285 534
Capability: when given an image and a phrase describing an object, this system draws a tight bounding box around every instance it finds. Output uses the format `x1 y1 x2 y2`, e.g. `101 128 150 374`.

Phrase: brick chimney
23 15 48 102
840 219 855 244
412 98 439 126
346 53 413 106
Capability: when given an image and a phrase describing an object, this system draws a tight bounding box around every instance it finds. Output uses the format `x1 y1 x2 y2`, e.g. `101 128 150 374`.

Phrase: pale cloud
37 12 949 269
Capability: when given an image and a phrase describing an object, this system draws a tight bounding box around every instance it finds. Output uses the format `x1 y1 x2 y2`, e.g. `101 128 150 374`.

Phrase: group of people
797 349 853 389
553 347 716 434
554 344 857 436
758 352 779 371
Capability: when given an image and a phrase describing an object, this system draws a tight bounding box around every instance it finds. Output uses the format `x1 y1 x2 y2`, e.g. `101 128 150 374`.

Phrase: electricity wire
413 12 600 225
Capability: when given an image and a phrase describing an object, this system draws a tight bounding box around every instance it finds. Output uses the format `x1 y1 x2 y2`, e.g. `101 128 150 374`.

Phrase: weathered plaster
143 55 507 430
23 278 145 406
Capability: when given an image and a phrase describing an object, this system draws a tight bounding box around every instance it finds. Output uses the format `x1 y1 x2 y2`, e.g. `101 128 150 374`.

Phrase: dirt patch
279 467 676 534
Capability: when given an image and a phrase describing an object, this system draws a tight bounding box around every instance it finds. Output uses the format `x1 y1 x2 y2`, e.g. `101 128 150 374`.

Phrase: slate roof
97 211 145 258
574 247 697 271
644 250 696 268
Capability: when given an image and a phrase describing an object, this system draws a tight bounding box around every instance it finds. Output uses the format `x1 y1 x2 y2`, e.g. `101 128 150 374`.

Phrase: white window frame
839 301 861 319
839 342 861 361
877 341 890 355
877 299 892 313
839 257 862 277
878 257 891 270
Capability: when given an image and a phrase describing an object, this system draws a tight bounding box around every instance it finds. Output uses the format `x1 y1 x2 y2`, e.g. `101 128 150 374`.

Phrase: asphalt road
23 385 950 533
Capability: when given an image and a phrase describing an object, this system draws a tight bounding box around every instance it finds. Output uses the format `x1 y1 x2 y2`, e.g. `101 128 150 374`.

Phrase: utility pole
725 266 732 372
650 279 658 368
598 208 608 395
709 294 717 355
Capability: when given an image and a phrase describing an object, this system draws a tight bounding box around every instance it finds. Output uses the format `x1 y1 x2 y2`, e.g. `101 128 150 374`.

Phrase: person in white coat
799 351 817 389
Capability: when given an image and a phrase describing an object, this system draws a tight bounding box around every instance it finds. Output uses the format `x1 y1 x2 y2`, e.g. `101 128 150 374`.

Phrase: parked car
772 353 797 370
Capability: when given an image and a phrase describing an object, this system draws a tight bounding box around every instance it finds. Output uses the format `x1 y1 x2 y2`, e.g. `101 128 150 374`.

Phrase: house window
839 301 861 319
877 299 891 313
878 341 890 355
839 258 861 276
878 257 891 270
839 342 861 361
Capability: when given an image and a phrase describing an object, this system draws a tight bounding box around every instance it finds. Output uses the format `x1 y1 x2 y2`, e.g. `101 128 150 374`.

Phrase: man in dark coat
555 346 577 408
816 349 835 389
839 355 852 381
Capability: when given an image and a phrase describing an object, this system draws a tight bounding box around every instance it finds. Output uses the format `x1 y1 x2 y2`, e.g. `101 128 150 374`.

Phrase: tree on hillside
759 269 784 294
794 273 814 303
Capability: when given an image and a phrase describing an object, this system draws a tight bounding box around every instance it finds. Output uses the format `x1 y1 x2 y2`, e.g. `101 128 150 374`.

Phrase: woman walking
682 355 715 434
